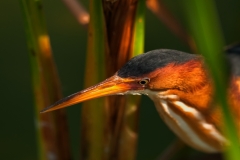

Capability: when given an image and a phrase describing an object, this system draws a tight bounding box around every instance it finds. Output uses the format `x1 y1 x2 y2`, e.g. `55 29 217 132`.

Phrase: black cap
117 49 199 78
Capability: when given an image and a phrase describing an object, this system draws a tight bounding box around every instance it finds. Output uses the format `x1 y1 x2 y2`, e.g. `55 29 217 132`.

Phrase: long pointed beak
41 75 143 113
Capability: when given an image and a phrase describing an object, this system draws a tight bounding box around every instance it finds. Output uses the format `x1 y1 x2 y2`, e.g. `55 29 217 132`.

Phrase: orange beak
41 75 143 113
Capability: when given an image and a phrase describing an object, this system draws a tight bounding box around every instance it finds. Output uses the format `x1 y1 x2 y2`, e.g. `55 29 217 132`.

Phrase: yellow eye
139 78 150 85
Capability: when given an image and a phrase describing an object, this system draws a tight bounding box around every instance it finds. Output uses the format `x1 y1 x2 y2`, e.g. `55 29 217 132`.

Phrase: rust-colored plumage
41 48 240 153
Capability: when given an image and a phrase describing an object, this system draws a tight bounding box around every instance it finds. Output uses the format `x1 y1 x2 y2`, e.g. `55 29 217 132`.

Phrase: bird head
41 49 207 113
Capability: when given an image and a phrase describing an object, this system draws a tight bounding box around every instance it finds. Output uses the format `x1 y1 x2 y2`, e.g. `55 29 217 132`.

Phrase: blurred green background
1 0 239 159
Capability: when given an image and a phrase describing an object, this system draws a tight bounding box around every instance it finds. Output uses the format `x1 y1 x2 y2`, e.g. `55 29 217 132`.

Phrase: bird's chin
116 91 142 96
116 89 150 96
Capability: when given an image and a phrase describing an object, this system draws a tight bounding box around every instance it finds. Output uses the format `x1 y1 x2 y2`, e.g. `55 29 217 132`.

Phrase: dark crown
117 49 199 78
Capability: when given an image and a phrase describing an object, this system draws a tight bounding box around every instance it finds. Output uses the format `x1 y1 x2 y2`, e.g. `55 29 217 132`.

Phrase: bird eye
139 78 150 85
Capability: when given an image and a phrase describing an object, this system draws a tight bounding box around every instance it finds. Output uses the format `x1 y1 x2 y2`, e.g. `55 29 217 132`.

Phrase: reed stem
20 1 71 159
182 1 240 159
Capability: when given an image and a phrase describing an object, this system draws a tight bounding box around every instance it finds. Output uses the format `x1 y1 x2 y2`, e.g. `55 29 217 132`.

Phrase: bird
41 44 240 153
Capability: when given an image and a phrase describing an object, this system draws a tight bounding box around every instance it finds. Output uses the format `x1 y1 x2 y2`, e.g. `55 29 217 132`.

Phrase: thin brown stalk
38 35 71 160
155 139 185 160
62 0 89 27
146 0 196 52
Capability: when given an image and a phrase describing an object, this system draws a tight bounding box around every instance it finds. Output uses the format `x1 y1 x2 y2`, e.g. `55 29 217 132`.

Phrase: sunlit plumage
41 45 240 153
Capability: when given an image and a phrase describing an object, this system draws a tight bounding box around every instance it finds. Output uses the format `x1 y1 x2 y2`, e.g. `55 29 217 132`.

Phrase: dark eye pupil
140 80 146 85
139 78 150 85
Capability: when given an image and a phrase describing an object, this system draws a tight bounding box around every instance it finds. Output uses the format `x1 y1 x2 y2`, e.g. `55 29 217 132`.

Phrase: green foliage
181 1 240 160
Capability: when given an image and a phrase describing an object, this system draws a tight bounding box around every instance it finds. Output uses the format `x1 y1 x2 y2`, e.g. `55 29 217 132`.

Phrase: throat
145 90 227 153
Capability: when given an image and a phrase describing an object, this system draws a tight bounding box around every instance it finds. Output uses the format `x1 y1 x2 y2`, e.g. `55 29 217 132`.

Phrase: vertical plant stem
117 0 145 159
132 0 145 57
20 1 71 159
80 0 107 159
182 1 240 160
102 0 145 159
81 0 145 159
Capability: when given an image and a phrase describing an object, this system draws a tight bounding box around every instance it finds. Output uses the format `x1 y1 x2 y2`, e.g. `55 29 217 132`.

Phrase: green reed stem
20 1 70 159
80 0 107 159
182 1 240 160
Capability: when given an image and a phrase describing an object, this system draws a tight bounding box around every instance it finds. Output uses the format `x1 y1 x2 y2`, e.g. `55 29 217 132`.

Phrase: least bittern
41 45 240 153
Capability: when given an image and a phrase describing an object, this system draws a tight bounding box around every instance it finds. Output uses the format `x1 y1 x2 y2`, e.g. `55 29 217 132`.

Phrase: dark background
1 0 240 159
